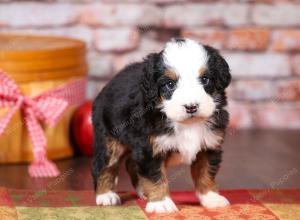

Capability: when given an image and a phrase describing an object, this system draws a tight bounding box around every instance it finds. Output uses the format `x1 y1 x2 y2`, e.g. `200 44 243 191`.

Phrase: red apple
72 101 94 156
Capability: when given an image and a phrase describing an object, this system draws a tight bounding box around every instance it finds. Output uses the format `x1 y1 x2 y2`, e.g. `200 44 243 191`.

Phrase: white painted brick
88 52 114 78
228 101 254 129
139 36 165 53
163 3 249 27
112 51 149 73
0 3 79 27
94 28 140 52
86 80 108 99
229 80 274 101
80 3 162 26
252 4 300 26
223 4 250 26
224 53 291 78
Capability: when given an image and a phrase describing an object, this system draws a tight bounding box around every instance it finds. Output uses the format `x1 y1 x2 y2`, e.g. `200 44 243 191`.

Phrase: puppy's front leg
191 150 230 208
139 165 178 213
134 145 178 213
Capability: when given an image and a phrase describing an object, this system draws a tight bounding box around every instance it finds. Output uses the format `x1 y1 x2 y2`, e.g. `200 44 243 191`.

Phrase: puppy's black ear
141 52 163 106
204 45 231 91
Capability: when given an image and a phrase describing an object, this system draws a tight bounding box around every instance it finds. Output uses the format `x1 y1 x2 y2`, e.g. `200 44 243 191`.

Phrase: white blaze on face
161 39 216 122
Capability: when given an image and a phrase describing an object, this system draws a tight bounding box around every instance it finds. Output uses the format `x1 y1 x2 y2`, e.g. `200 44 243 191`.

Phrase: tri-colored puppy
92 38 231 213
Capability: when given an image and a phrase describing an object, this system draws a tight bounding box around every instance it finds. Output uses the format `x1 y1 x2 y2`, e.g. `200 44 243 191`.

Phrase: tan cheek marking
138 164 169 201
199 67 206 77
191 152 217 194
96 138 126 195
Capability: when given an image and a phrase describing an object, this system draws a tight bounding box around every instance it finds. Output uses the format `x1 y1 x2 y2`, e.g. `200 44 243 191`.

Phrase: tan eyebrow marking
165 70 178 80
199 67 206 77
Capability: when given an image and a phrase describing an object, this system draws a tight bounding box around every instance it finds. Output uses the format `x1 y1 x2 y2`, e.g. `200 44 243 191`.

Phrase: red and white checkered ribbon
0 70 86 178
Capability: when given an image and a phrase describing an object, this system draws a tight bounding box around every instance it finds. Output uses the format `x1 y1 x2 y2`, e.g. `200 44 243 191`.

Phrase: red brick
112 51 149 72
94 28 140 52
163 4 249 27
224 53 291 78
181 28 226 50
0 3 79 27
252 4 300 26
80 3 162 26
253 103 300 129
275 80 300 101
227 27 269 51
271 30 300 52
292 55 300 76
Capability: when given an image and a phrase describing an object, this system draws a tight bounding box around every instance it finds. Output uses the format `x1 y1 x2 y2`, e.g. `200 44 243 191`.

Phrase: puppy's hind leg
92 136 125 206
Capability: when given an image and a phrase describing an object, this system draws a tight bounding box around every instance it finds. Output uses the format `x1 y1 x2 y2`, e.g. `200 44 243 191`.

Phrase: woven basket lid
0 34 87 82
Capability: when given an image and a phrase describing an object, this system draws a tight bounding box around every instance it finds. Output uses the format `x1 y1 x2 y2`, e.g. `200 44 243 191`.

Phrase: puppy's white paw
197 191 230 208
145 196 178 213
136 186 145 200
96 191 121 206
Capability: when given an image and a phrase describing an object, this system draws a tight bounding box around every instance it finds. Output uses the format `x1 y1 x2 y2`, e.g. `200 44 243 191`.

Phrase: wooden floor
0 130 299 191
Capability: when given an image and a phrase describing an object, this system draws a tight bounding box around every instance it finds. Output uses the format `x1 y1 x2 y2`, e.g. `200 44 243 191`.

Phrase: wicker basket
0 34 87 163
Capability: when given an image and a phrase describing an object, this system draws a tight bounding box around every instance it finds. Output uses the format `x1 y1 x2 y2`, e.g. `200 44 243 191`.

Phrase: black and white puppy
92 38 231 213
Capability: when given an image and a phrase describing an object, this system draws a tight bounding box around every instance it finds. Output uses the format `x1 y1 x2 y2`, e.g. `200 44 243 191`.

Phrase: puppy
92 38 231 213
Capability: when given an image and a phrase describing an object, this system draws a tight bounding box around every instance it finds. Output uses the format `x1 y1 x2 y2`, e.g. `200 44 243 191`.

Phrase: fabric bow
0 70 69 177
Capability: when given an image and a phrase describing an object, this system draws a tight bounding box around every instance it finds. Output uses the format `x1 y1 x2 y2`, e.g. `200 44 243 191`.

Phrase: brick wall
0 0 300 129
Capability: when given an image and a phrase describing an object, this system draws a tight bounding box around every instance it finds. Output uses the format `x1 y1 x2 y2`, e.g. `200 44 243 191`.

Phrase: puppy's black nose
184 104 198 114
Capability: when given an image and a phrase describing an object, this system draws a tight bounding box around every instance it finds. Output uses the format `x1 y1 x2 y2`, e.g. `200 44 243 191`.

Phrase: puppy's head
142 38 231 124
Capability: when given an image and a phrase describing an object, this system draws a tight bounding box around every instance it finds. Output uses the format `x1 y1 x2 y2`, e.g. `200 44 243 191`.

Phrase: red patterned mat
0 188 299 220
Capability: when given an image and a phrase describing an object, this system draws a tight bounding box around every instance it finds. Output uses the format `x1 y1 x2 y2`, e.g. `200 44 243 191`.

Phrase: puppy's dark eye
200 76 209 85
165 81 176 90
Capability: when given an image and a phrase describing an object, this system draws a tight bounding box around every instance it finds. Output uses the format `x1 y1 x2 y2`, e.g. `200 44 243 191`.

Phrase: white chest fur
154 122 222 164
